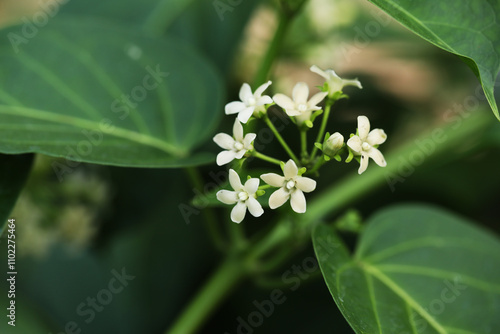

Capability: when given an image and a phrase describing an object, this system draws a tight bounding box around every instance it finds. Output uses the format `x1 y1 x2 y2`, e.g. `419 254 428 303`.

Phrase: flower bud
323 132 344 157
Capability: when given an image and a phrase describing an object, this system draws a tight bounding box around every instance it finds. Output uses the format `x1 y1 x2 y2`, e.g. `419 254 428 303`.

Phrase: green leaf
367 0 500 120
0 19 224 167
0 154 33 235
313 204 500 334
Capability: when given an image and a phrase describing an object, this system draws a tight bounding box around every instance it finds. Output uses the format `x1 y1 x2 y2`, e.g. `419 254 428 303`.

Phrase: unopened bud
323 132 344 156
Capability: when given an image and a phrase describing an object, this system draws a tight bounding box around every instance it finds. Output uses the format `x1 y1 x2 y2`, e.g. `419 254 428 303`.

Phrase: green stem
310 101 332 160
263 115 300 163
307 157 326 174
306 110 490 223
253 11 292 86
300 130 308 159
185 167 226 251
166 258 245 334
143 0 195 35
253 151 282 165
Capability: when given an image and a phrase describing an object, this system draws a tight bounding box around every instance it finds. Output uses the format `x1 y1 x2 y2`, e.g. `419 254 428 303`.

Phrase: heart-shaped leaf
0 154 33 235
367 0 500 120
313 204 500 333
0 19 224 167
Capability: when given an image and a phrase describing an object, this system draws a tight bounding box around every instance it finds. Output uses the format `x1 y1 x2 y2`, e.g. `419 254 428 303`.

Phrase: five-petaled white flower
347 116 387 174
225 81 273 123
273 82 327 125
213 119 256 166
216 169 264 223
260 160 316 213
310 65 362 97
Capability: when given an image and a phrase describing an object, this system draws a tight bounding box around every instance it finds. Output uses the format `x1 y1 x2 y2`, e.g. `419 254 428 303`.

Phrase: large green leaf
313 204 500 334
367 0 500 120
0 154 33 235
0 19 224 167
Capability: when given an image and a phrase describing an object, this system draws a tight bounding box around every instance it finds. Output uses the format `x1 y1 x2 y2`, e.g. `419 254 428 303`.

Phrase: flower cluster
212 66 388 223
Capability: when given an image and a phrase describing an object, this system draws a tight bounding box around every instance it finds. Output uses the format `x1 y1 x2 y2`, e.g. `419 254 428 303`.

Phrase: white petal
285 108 301 117
243 133 256 148
358 154 369 174
234 150 246 159
246 197 264 217
239 83 253 102
228 169 243 191
367 129 387 146
256 95 273 106
307 92 328 108
261 173 285 187
366 147 387 167
213 133 235 150
357 116 370 140
237 106 255 124
244 178 260 194
269 187 290 209
231 202 247 223
232 119 244 141
342 78 362 90
216 190 238 205
292 82 309 104
216 150 237 166
295 177 316 193
347 135 363 153
310 65 328 80
283 159 299 179
225 101 246 115
290 190 306 213
254 80 272 97
273 94 295 110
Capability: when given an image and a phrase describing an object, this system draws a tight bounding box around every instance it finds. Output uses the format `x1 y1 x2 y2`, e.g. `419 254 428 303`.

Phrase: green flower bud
323 132 344 157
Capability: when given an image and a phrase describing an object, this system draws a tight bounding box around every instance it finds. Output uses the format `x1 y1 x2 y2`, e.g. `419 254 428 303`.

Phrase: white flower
273 82 327 125
225 81 273 123
347 116 387 174
213 119 256 166
216 169 264 223
260 160 316 213
310 65 362 97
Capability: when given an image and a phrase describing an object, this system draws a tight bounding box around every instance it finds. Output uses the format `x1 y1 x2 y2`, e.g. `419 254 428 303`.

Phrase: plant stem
263 115 300 163
166 258 245 334
253 151 282 165
143 0 195 35
253 11 291 86
300 130 308 159
172 110 492 334
185 167 226 251
307 157 326 174
310 101 332 160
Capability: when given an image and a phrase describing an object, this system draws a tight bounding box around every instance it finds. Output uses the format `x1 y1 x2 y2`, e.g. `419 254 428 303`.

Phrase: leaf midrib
0 105 187 156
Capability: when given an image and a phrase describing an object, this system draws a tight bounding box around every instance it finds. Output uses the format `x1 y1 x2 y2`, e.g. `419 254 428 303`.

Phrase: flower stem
253 11 292 86
310 101 333 161
184 167 226 251
263 115 300 163
166 257 245 334
300 129 308 159
307 157 326 174
253 151 282 165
